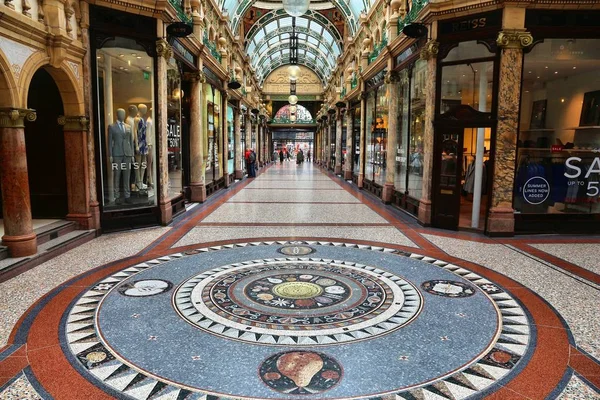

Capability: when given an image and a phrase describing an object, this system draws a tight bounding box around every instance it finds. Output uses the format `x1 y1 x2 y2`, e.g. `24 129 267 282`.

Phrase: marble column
188 71 206 202
358 92 367 188
335 110 343 175
0 108 37 257
383 71 399 203
59 116 93 229
234 106 242 179
344 103 353 180
222 90 230 187
245 112 251 176
156 39 172 225
79 1 100 230
254 119 259 166
418 40 439 225
488 30 532 235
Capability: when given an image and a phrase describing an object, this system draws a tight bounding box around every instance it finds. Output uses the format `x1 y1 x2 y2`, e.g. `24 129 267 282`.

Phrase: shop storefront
203 67 225 196
513 10 600 232
351 104 361 184
364 70 388 197
390 43 427 216
90 5 162 229
427 11 501 232
168 38 197 215
226 102 235 183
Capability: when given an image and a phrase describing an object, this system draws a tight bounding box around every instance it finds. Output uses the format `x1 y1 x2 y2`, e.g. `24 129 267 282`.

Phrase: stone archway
22 59 92 229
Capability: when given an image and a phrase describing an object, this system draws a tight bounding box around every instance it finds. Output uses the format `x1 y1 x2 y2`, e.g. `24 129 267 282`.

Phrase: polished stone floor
0 162 599 400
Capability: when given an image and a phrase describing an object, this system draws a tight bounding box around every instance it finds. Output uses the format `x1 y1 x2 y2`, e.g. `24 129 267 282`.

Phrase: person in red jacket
245 148 251 177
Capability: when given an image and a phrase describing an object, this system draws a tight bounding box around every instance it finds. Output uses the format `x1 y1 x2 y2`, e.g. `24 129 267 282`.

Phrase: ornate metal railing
398 0 429 35
203 32 223 62
340 87 347 99
168 0 192 24
351 70 358 90
368 35 388 64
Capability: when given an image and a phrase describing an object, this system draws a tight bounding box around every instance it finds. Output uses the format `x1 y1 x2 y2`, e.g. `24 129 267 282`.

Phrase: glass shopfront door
433 130 464 230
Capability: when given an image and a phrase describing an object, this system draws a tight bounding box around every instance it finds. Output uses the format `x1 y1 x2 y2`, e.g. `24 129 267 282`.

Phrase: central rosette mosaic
174 259 422 345
244 272 355 309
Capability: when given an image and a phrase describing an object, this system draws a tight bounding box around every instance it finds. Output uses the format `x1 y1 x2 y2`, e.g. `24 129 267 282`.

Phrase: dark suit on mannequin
108 108 135 203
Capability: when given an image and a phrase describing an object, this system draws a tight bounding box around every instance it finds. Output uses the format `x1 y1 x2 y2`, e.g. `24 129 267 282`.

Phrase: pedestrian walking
307 150 311 162
279 149 284 163
249 149 257 177
245 148 251 177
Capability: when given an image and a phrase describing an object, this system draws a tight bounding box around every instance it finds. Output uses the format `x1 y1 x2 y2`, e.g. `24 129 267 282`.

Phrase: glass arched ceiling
273 104 313 123
245 10 343 83
226 0 370 35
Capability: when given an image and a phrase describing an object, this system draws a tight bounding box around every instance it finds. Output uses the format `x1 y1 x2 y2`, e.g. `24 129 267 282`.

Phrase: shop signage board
565 156 600 197
168 117 180 151
170 38 196 68
438 10 502 35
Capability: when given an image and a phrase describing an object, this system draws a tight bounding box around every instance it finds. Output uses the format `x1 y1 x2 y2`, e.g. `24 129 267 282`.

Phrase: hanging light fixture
289 104 297 113
288 65 300 79
283 0 309 17
290 114 297 122
288 95 298 104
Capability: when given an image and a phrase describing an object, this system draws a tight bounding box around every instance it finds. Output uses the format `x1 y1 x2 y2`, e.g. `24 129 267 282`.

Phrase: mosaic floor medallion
174 260 420 344
62 241 533 400
260 351 343 394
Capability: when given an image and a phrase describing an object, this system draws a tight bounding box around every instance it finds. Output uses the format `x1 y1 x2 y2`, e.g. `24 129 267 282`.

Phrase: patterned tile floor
0 162 599 400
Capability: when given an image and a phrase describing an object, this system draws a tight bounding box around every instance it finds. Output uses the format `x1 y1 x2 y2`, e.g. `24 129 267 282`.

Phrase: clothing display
108 117 135 201
462 158 489 195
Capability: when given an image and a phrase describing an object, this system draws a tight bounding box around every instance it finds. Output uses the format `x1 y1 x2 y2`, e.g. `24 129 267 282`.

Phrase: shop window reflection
167 58 183 200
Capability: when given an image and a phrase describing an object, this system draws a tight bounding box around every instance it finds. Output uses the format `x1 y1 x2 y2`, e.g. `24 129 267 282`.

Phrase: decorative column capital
58 115 89 131
184 71 206 83
497 30 533 50
156 39 173 60
420 40 439 61
0 108 36 128
384 70 400 84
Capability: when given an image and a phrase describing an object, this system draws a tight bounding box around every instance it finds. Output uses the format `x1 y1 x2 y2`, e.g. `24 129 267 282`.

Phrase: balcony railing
351 70 359 90
270 117 315 124
168 0 192 24
398 0 429 35
368 35 387 64
203 32 223 62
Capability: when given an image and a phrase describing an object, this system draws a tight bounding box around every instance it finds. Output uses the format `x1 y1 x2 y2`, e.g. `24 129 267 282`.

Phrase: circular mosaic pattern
421 280 476 298
278 245 315 256
62 241 536 400
174 260 421 345
118 279 173 297
244 272 354 310
260 351 342 395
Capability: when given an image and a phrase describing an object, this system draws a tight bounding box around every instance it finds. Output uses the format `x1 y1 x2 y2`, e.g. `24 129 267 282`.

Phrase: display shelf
564 126 600 130
519 148 600 153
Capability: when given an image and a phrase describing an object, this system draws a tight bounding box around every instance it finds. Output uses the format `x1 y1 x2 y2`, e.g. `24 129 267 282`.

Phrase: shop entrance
432 106 495 231
25 68 68 219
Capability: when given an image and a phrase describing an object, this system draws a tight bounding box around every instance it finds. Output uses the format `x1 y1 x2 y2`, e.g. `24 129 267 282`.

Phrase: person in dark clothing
279 150 284 163
249 149 257 177
307 150 311 162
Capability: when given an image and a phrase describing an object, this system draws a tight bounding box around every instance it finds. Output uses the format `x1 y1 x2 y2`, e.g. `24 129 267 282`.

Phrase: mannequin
127 105 140 193
145 107 154 188
108 108 134 204
135 104 149 190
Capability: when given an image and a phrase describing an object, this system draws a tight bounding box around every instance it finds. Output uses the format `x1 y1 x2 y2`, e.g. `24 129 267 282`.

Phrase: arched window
273 104 313 123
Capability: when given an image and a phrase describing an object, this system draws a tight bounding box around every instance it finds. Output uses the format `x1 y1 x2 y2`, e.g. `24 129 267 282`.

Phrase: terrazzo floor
0 162 598 400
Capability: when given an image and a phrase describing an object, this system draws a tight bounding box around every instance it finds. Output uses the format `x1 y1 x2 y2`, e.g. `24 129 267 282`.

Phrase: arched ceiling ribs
228 1 360 35
256 55 328 84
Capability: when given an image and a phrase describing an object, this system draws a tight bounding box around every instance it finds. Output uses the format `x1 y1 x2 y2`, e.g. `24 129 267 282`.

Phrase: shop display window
96 37 157 211
227 104 235 175
408 59 427 200
352 107 361 175
205 84 221 184
167 58 183 200
515 38 600 214
342 112 347 168
394 69 410 192
374 86 389 185
365 91 376 181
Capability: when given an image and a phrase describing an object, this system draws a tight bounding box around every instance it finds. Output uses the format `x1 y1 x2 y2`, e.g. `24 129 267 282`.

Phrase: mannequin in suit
126 105 139 193
108 108 134 204
135 103 149 190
